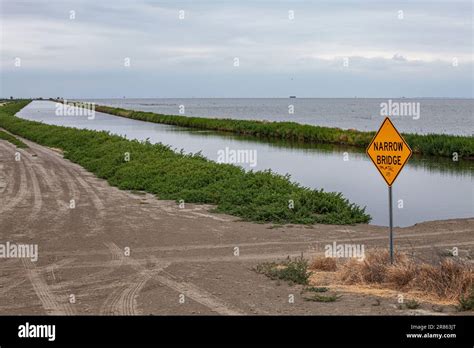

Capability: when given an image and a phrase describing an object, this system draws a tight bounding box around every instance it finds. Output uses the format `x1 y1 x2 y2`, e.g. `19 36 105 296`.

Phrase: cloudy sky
1 0 472 98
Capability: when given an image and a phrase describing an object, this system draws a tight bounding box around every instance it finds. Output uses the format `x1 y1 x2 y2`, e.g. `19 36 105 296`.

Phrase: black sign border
366 117 413 187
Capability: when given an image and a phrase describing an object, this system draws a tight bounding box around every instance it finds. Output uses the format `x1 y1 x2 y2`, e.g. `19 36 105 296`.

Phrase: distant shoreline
56 99 474 160
2 97 474 101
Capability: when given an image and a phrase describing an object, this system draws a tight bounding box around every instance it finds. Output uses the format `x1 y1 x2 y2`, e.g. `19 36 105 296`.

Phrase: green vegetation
62 100 473 159
303 286 329 293
300 284 340 302
404 299 421 309
254 256 312 285
457 286 474 311
0 129 27 148
303 293 341 302
255 257 341 301
0 101 370 225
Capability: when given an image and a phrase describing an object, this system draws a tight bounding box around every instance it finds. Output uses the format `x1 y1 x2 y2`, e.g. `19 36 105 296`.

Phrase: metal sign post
366 118 412 264
389 185 393 264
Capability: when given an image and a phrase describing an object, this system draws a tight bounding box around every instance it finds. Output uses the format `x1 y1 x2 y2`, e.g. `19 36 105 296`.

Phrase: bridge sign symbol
366 117 412 186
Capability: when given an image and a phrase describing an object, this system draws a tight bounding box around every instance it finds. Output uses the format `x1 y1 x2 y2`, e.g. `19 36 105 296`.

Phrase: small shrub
405 299 421 309
304 293 341 302
255 256 312 285
304 286 329 293
457 285 474 311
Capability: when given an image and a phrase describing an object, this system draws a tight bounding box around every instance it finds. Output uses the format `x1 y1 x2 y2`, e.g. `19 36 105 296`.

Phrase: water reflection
17 101 474 227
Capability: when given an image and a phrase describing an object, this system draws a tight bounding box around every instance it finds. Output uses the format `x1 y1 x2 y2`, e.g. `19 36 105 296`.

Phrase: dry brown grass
386 260 418 287
310 256 337 272
338 249 408 284
415 259 473 301
311 249 473 303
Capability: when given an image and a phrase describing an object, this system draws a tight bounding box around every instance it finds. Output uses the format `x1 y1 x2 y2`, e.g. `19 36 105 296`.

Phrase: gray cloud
1 0 472 97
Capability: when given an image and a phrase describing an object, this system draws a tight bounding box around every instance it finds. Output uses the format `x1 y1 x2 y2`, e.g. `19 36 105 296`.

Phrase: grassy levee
0 129 27 148
64 101 473 160
0 101 370 225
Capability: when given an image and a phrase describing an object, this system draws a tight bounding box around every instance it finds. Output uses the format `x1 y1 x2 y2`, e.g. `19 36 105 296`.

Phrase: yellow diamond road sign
366 117 412 186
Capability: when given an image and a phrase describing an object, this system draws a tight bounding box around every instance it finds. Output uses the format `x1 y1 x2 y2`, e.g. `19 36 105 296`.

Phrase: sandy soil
0 135 472 315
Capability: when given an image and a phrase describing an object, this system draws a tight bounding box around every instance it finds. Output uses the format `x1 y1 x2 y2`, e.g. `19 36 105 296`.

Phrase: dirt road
0 135 473 315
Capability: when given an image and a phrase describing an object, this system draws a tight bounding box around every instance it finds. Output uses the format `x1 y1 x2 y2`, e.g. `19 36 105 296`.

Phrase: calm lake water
17 100 474 227
83 98 474 136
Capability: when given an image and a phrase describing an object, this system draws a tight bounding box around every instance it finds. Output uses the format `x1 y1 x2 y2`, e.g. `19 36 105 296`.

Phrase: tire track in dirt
36 141 106 214
0 164 7 195
51 242 126 292
99 241 244 315
0 141 66 237
73 174 106 215
0 143 29 215
27 144 81 204
121 273 152 316
153 270 245 315
53 166 81 210
32 157 82 216
99 242 186 315
101 270 154 315
33 227 474 259
44 258 77 279
22 259 74 315
0 277 27 296
100 242 150 315
28 143 105 236
90 241 126 281
0 140 86 242
100 242 160 315
19 153 43 230
55 167 105 236
1 159 16 197
2 239 472 276
28 155 72 214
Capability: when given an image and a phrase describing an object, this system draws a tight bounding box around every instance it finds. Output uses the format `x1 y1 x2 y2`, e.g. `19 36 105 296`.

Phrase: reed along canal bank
0 101 368 226
72 100 474 159
6 100 474 226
